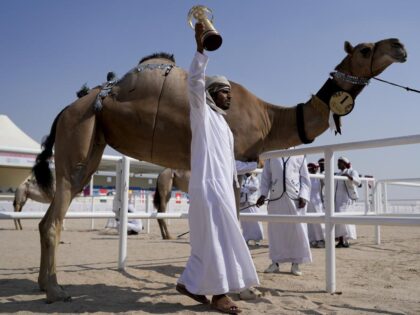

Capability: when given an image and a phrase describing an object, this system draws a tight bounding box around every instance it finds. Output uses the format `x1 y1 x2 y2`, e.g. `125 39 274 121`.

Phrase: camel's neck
262 75 366 152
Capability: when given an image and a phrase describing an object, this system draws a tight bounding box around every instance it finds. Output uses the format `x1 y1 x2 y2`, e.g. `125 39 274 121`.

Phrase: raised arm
188 23 208 114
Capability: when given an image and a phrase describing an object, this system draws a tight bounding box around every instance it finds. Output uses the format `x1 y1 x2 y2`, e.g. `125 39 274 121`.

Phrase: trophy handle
187 5 214 29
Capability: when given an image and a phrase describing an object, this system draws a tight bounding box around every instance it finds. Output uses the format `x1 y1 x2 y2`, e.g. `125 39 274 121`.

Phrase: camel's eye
360 47 372 57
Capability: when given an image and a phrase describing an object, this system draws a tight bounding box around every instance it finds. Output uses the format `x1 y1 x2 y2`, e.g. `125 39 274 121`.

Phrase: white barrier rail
0 211 189 220
372 177 420 244
2 134 420 294
258 133 420 294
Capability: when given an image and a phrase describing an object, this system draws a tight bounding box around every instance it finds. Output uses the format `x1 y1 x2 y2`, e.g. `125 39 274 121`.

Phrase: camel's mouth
391 50 407 63
391 42 407 63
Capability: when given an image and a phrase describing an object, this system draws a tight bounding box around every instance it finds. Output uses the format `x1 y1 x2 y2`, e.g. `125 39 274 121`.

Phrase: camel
13 175 54 230
31 38 406 302
153 168 190 239
12 86 90 231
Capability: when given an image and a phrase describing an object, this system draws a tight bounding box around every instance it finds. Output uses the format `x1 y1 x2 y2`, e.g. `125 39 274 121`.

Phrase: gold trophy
188 5 222 51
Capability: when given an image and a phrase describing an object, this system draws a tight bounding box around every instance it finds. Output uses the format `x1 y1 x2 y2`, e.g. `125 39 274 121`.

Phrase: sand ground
1 218 419 314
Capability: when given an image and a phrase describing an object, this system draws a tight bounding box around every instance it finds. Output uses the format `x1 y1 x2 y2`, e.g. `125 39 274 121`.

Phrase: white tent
0 115 40 168
0 115 41 191
0 115 164 193
0 115 40 150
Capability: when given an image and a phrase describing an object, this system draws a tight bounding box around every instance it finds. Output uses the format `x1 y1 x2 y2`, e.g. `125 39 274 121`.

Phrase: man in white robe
307 163 325 248
239 173 264 245
335 156 360 248
256 155 312 276
106 201 143 235
176 23 259 314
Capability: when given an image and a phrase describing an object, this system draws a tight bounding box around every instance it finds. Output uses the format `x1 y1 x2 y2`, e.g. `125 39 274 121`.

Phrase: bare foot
176 283 210 304
211 294 242 314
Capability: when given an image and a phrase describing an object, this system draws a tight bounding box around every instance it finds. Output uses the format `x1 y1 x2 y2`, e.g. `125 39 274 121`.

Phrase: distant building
0 115 163 194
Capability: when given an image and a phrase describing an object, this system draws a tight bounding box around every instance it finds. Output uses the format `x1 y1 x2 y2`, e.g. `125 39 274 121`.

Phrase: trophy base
202 31 222 51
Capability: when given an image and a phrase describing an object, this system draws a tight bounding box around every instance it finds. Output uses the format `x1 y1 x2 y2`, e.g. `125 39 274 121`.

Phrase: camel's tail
32 107 68 196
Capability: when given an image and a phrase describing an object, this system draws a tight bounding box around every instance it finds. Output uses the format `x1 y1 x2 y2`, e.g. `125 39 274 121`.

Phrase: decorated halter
296 44 378 143
330 71 370 86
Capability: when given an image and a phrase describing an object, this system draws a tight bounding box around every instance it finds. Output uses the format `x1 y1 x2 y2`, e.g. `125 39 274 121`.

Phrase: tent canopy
0 115 40 150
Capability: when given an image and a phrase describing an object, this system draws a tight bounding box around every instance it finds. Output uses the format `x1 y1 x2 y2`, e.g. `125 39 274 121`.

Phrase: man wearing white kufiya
307 163 325 248
335 156 360 248
257 155 312 276
176 23 259 312
240 173 264 244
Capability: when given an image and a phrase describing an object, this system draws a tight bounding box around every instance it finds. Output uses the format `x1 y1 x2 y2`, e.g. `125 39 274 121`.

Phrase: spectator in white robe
256 154 312 276
335 156 360 248
176 23 259 314
239 172 264 246
307 163 325 248
105 201 143 235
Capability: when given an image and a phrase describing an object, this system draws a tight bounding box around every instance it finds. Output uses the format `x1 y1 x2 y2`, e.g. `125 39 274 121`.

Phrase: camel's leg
13 190 27 230
157 212 171 239
161 218 172 239
13 201 23 230
38 179 72 302
38 123 106 302
38 157 103 302
155 171 173 240
157 193 173 240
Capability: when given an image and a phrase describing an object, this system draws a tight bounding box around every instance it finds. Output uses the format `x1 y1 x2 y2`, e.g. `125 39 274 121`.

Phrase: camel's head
336 38 407 79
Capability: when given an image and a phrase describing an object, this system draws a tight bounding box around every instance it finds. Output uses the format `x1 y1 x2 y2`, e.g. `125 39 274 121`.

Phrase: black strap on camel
296 103 314 144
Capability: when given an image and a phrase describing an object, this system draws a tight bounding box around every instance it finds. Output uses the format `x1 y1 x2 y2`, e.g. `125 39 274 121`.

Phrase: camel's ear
344 41 354 54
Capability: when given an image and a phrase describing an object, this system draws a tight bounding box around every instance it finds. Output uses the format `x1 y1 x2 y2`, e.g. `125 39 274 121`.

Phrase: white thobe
307 177 325 242
107 203 143 233
260 156 312 264
178 52 259 295
335 168 360 240
240 175 264 242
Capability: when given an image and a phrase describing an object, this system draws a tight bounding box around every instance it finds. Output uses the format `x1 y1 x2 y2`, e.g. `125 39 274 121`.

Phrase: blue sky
1 1 419 198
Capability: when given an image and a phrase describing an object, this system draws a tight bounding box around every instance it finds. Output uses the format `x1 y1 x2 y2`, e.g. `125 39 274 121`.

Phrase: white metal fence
1 134 420 293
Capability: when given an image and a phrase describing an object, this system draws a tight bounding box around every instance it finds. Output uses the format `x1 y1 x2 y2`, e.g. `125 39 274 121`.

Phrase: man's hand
256 195 266 207
298 198 307 208
195 23 204 53
257 156 264 169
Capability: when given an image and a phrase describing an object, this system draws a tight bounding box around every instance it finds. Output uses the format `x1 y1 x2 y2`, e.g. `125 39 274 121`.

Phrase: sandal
211 295 242 314
176 283 210 304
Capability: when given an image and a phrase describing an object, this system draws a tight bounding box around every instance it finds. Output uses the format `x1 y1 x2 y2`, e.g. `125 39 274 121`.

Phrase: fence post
118 156 130 270
383 183 389 213
90 175 95 230
145 192 150 234
374 182 381 245
364 179 370 215
324 149 336 293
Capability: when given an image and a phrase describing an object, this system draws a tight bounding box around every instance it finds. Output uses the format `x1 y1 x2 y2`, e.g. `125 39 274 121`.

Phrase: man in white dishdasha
176 23 259 314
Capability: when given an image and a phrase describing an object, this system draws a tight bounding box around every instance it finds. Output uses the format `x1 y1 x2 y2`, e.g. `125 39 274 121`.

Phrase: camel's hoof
46 285 72 303
38 280 47 292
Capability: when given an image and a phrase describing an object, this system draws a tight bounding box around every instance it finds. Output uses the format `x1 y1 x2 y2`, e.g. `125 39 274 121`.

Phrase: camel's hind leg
13 203 24 230
38 148 104 303
156 176 173 240
13 188 27 230
38 180 73 301
38 114 106 302
157 213 172 239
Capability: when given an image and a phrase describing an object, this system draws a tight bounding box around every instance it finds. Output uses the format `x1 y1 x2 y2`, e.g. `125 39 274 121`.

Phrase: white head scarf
338 156 351 168
205 75 231 115
338 156 350 164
